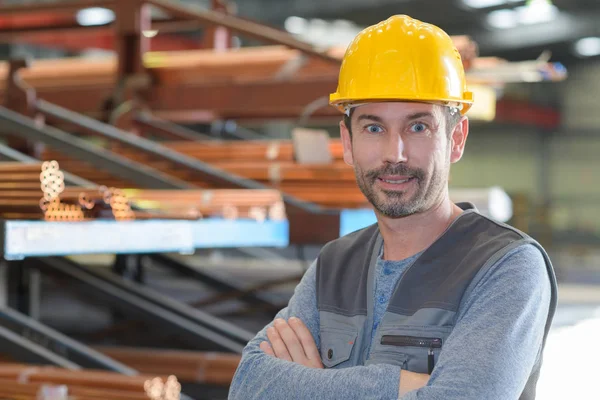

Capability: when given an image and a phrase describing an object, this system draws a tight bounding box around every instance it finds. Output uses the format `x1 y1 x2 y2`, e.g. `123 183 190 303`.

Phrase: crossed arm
228 244 552 400
260 316 429 395
228 262 407 400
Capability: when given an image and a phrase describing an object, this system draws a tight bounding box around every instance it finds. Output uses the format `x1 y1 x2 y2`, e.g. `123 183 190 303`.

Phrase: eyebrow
406 112 435 121
356 114 384 123
356 111 435 124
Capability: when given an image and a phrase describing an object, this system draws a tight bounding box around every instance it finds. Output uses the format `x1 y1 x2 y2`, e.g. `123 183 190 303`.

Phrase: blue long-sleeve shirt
228 243 551 400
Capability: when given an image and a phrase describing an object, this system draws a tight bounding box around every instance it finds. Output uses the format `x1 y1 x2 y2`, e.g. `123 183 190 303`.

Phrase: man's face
340 102 467 218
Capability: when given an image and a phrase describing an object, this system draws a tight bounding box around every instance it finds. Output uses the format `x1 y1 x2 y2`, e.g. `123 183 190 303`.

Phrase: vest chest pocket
319 327 358 369
375 326 452 374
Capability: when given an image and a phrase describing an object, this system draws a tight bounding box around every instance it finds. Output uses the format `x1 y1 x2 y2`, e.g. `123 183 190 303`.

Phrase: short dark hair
343 106 462 139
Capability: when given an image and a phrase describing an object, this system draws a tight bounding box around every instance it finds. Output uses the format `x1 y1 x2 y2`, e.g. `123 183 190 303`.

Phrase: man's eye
366 125 383 134
410 123 428 133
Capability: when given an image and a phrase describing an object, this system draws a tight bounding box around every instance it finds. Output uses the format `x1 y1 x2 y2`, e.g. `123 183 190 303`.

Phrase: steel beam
0 324 80 369
147 0 340 65
107 0 152 132
114 0 150 80
37 100 324 213
5 261 39 318
0 306 136 374
135 113 213 141
30 256 251 352
0 0 339 63
0 105 192 190
0 0 115 14
21 79 562 129
147 254 280 311
202 0 233 50
3 26 202 53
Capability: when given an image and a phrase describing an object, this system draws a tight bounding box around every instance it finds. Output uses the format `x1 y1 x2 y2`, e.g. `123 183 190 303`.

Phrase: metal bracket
0 324 80 369
134 113 213 141
5 260 40 318
147 253 281 312
0 105 192 190
104 0 153 132
0 306 136 373
29 256 252 352
113 254 145 284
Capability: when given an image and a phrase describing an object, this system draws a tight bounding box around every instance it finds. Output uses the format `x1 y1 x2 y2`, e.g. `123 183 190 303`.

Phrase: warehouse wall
453 127 600 233
555 61 600 236
450 126 542 197
549 135 600 234
563 60 600 130
450 59 600 238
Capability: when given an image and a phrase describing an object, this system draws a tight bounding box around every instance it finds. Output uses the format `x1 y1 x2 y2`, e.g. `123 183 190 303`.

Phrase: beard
354 162 446 218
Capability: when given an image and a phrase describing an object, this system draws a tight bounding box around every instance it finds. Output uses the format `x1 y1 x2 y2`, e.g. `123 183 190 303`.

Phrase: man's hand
399 370 430 396
260 317 323 369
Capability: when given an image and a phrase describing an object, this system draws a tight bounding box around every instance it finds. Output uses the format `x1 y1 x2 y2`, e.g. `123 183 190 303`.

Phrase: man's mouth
378 175 414 184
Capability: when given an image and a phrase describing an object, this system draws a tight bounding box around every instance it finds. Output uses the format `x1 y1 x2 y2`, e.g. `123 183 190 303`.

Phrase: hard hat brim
330 95 474 116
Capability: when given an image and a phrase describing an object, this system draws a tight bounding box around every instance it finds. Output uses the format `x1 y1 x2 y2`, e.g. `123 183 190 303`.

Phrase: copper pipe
94 346 240 385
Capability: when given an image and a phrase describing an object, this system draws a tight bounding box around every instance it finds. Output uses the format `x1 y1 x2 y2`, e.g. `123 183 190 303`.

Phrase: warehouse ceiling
226 0 600 64
2 0 598 65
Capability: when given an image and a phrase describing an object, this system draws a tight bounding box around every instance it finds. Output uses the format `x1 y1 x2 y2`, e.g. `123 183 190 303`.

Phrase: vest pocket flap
320 328 357 368
377 326 451 374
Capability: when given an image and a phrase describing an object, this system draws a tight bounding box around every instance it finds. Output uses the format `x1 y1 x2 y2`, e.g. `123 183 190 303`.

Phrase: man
229 15 556 400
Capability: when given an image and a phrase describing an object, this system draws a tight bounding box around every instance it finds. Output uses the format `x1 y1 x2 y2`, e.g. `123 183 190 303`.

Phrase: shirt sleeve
401 243 552 399
228 260 403 400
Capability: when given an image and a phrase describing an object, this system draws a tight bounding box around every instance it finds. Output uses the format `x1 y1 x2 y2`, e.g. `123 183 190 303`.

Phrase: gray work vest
316 203 557 399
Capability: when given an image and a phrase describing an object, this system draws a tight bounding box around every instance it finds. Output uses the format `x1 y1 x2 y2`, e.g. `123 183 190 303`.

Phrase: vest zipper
380 335 442 348
381 336 442 374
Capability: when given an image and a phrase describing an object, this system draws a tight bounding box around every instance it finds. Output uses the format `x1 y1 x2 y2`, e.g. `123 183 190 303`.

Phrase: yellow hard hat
329 15 474 115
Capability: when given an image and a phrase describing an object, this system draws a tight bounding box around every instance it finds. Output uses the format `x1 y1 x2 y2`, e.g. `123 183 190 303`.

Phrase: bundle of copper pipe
0 158 289 221
0 162 55 220
121 188 285 221
113 139 345 163
94 346 241 386
55 184 286 222
40 140 368 209
0 362 180 400
107 141 366 208
0 39 477 92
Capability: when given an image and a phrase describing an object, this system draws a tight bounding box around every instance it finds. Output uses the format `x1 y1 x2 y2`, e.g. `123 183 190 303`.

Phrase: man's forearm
229 348 402 400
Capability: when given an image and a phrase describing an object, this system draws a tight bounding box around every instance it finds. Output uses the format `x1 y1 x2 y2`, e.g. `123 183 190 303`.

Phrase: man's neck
377 196 464 261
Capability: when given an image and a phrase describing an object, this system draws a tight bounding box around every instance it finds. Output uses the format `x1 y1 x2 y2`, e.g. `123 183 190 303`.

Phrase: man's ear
340 120 354 166
450 116 469 164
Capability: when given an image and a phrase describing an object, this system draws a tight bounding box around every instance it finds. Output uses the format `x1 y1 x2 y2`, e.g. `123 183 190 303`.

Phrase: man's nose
383 134 408 164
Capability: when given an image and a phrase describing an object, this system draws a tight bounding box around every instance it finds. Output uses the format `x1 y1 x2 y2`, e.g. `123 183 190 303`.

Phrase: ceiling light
284 16 308 35
574 37 600 57
306 18 329 38
521 71 543 82
75 7 115 26
463 0 507 8
516 0 559 25
486 9 517 29
142 30 159 38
